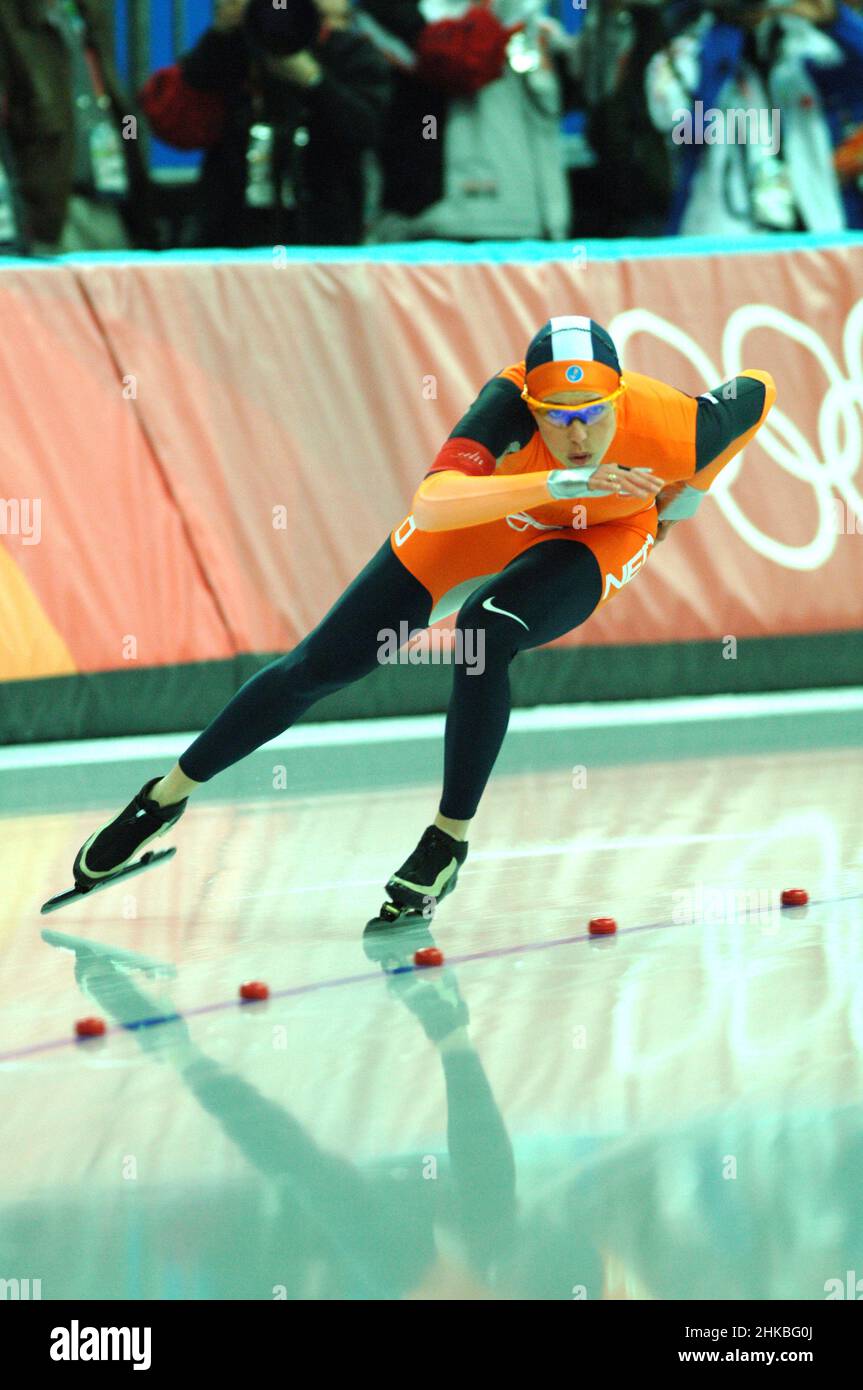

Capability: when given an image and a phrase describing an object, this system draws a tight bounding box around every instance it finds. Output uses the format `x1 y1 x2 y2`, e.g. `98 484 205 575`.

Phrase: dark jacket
358 0 445 218
0 78 26 251
575 4 672 239
0 0 153 246
175 23 392 247
358 0 577 227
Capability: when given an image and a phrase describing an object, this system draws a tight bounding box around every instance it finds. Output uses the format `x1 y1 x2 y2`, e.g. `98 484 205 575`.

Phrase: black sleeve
305 31 393 148
695 375 768 471
180 27 250 92
447 374 537 456
359 0 426 48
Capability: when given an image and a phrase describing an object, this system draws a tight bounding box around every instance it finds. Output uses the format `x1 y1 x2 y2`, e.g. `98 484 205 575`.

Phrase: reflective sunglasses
521 380 626 426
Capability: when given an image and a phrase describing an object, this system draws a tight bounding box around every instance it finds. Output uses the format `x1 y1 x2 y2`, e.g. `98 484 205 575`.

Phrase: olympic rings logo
610 303 863 571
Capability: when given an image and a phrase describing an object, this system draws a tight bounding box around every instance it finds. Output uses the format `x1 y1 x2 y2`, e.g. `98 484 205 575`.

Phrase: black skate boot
375 825 468 925
72 777 188 891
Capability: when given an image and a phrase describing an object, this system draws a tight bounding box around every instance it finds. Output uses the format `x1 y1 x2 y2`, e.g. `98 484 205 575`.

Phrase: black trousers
180 536 603 820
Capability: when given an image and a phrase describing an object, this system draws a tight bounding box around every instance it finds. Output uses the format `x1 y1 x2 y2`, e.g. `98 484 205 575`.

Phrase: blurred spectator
0 0 154 254
833 116 863 221
0 78 24 253
646 0 863 235
565 0 673 238
141 0 391 248
358 0 578 241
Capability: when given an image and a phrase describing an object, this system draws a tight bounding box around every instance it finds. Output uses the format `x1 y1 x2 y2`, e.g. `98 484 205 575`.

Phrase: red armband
139 64 227 150
425 437 497 478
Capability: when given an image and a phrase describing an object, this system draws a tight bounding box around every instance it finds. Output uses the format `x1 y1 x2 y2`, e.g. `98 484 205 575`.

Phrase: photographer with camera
646 0 863 235
356 0 579 243
0 74 24 253
566 0 674 239
140 0 391 247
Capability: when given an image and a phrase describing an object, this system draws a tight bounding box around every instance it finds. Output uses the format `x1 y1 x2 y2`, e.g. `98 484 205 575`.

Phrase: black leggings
179 536 603 820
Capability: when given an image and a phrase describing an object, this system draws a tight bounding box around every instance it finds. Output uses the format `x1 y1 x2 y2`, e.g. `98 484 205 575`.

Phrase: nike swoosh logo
481 596 529 630
391 858 458 898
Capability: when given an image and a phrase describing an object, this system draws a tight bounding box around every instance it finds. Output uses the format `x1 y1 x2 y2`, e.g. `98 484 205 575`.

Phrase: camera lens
243 0 321 57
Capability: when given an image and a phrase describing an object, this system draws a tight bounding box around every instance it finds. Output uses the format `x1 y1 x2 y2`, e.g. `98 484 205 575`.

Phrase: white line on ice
225 827 759 899
2 686 861 770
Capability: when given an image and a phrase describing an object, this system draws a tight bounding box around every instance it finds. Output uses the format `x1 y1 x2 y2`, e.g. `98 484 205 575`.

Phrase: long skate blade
40 847 177 915
364 903 427 933
363 917 437 972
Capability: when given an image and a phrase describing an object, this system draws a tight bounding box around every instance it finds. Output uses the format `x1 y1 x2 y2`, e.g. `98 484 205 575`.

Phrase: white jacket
368 0 572 241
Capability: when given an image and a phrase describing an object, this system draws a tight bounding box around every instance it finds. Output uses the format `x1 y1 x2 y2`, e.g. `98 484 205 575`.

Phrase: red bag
414 4 523 99
139 65 228 150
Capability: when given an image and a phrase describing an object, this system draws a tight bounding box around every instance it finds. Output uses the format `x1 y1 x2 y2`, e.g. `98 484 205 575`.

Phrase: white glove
547 467 614 499
547 466 657 499
658 484 704 521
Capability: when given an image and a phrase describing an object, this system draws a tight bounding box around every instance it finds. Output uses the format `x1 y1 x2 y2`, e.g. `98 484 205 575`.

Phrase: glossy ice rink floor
1 690 862 1301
